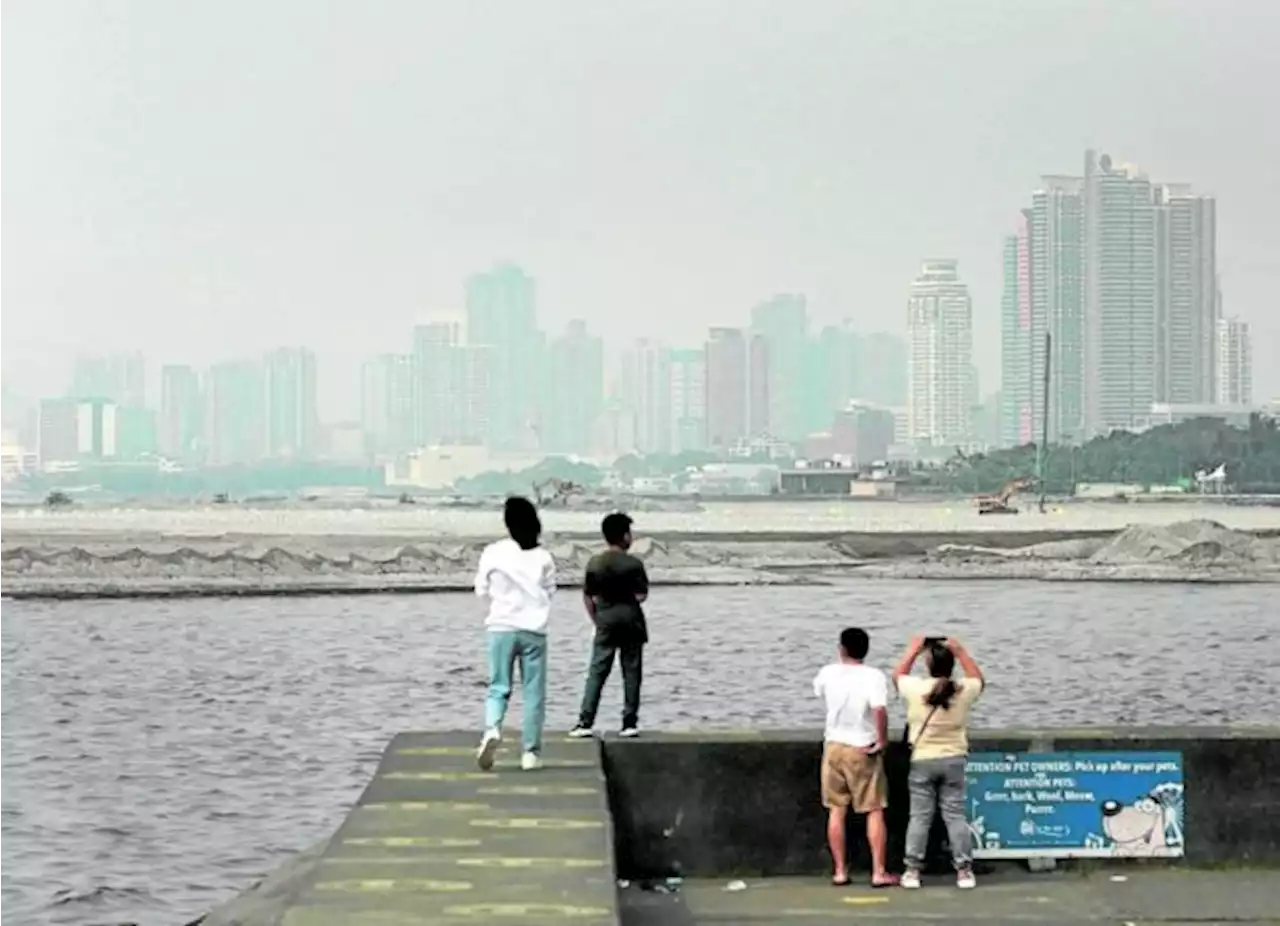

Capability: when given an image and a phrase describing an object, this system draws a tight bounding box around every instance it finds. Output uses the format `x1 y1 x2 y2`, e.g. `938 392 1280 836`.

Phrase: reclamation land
4 510 1279 598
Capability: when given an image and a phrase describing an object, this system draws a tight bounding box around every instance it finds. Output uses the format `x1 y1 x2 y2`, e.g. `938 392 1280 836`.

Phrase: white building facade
906 259 974 447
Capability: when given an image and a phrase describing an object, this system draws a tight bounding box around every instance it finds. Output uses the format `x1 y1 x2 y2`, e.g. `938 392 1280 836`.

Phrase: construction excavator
532 477 585 508
975 476 1035 515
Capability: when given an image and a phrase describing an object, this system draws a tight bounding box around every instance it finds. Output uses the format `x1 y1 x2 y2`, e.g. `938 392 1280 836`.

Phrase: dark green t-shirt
584 549 649 643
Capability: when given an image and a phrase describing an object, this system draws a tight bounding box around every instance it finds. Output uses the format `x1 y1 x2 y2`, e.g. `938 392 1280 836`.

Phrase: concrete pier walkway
619 869 1280 924
278 731 616 926
199 727 1280 926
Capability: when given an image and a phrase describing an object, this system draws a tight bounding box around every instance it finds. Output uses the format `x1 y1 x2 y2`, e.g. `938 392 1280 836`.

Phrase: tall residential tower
906 259 974 447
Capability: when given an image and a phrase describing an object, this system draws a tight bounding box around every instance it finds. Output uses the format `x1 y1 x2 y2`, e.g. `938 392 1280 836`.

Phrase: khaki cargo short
820 742 887 813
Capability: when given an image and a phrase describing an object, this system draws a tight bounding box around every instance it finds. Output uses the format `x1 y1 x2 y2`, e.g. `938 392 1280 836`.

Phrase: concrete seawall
603 727 1280 878
199 727 1280 925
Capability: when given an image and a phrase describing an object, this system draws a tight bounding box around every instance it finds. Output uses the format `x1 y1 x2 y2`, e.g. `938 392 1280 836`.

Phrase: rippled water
3 581 1276 925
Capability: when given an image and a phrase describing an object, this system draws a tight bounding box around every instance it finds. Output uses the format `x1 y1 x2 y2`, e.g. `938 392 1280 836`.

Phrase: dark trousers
577 635 644 729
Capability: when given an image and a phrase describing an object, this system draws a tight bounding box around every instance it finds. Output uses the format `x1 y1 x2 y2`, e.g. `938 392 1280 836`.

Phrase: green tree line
936 415 1280 495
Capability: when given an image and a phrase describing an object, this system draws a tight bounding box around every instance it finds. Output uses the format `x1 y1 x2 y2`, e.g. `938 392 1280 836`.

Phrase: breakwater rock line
0 535 866 598
4 521 1279 599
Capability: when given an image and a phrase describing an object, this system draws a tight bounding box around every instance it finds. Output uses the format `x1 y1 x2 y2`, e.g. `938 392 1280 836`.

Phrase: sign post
965 752 1185 859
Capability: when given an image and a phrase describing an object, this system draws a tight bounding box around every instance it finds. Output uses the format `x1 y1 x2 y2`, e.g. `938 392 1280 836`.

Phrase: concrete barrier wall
601 728 1280 878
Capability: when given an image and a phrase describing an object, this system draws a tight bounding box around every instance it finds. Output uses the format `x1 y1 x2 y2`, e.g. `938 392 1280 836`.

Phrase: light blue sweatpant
483 630 548 754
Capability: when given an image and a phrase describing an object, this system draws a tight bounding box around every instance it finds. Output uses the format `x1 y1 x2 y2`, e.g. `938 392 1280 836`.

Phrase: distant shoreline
4 492 1280 510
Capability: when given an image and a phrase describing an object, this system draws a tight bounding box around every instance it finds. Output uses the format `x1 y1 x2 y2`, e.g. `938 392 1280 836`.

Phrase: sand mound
1089 520 1278 566
926 520 1280 571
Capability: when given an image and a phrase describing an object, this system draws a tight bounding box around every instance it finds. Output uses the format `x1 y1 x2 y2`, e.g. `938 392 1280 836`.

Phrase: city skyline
4 2 1276 418
21 271 918 468
15 226 1256 473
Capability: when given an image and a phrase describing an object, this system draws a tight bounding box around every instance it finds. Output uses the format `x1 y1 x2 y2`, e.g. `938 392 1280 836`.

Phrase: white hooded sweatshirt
474 538 558 634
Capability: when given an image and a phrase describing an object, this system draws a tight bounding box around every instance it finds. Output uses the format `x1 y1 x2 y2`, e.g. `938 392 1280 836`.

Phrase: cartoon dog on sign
1100 782 1185 855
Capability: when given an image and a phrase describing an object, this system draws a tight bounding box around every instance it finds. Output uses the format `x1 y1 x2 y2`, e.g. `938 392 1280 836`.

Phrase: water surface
2 581 1275 924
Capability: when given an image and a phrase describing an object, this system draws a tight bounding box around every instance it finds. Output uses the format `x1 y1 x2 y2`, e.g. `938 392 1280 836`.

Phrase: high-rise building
620 339 671 454
544 320 603 454
360 353 415 457
854 333 908 407
70 352 146 406
1155 187 1217 405
816 323 858 417
458 344 493 444
705 328 746 449
412 321 463 446
906 259 974 447
466 263 536 344
1031 179 1087 443
704 327 769 450
36 398 119 466
1216 316 1253 406
263 347 318 459
667 348 707 453
750 294 814 440
999 217 1034 447
159 365 203 461
1003 150 1220 442
205 360 265 465
1085 152 1159 433
465 263 540 450
1001 178 1087 447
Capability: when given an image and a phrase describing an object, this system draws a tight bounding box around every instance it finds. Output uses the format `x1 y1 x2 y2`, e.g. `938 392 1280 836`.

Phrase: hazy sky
4 0 1277 417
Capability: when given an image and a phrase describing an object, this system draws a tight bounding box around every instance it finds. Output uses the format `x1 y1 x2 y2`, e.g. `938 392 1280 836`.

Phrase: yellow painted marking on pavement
324 856 460 865
470 817 603 830
842 896 890 905
381 764 592 781
342 836 482 848
396 746 504 756
361 801 490 811
537 759 596 767
313 878 472 893
445 903 610 917
455 856 606 869
476 784 598 796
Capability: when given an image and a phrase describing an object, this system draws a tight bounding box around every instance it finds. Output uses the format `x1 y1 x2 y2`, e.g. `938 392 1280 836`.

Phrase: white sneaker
521 751 542 771
900 869 921 890
476 728 501 771
567 725 595 738
956 869 976 890
619 726 640 738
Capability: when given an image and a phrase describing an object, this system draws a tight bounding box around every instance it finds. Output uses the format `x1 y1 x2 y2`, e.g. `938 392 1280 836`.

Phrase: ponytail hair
924 642 958 710
926 678 959 709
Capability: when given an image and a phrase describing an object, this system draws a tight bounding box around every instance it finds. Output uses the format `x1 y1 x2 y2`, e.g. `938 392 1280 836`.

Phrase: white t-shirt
474 538 557 634
813 662 889 748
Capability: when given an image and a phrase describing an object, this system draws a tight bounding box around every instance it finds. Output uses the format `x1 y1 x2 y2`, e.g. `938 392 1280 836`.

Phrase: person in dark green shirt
568 512 649 738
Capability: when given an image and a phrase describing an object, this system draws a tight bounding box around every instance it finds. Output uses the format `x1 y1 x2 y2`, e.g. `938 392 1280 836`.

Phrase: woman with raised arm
891 635 985 891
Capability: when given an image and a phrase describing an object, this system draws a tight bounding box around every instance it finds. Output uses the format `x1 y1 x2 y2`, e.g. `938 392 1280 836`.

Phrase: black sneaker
567 725 595 739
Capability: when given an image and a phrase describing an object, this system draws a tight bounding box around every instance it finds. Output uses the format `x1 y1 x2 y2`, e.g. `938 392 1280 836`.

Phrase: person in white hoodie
474 496 558 771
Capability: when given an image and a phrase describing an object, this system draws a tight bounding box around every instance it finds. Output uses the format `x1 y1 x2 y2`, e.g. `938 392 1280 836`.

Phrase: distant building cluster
999 149 1254 449
9 261 910 476
615 297 907 462
30 348 320 470
3 149 1261 480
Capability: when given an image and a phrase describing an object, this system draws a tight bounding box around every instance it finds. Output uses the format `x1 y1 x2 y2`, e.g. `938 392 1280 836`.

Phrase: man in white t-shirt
812 626 898 888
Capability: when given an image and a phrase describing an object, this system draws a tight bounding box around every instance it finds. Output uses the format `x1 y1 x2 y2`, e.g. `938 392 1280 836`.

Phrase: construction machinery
975 476 1035 515
532 477 585 508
